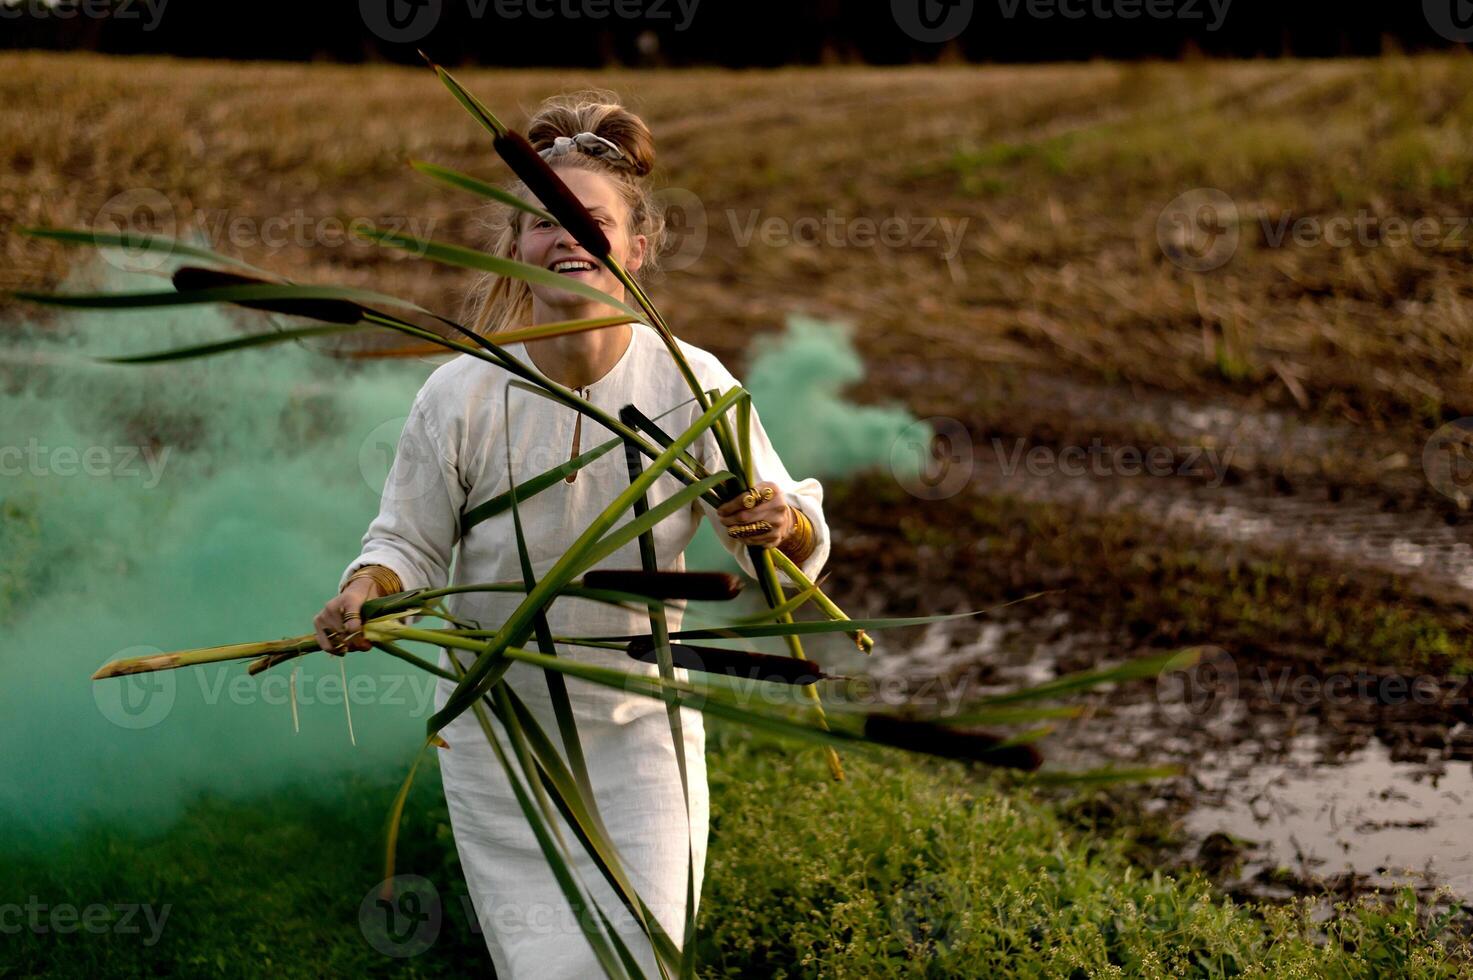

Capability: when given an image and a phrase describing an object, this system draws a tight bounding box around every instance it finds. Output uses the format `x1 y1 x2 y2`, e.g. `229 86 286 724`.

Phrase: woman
312 90 831 977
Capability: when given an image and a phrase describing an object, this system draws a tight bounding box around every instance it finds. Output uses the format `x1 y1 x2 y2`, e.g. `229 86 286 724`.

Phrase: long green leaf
494 314 644 346
9 282 425 316
411 159 554 222
16 225 265 273
372 639 455 681
772 547 875 654
1025 765 1185 786
575 473 731 573
970 649 1201 707
614 404 716 493
354 227 646 321
498 684 685 975
381 736 436 895
500 381 607 927
559 604 1038 644
621 429 699 975
472 689 638 978
722 585 822 624
421 54 509 138
494 683 633 966
100 322 368 363
441 644 639 977
460 440 622 536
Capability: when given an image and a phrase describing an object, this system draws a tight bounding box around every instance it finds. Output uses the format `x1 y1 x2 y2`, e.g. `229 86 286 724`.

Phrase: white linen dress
341 321 831 977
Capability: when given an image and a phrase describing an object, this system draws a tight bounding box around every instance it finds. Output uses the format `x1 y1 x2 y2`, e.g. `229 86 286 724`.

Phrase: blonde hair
458 89 666 336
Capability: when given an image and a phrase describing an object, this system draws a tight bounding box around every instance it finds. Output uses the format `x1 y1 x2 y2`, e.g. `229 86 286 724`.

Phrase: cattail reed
172 266 366 325
93 633 319 679
863 715 1044 772
582 570 743 601
490 129 612 260
419 51 609 261
625 638 829 685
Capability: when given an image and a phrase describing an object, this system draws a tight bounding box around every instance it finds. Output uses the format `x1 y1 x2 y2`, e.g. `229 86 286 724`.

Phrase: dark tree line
2 0 1468 65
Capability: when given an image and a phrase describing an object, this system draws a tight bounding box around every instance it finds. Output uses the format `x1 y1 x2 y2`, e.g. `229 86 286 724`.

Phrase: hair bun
526 88 656 178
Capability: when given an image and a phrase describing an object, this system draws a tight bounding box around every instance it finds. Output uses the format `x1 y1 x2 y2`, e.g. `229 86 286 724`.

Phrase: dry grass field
6 52 1472 424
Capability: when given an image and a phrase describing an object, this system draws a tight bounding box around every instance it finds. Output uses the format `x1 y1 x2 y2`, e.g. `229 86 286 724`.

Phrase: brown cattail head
171 267 365 325
582 570 742 601
492 130 611 259
862 715 1044 772
626 639 827 685
459 90 662 336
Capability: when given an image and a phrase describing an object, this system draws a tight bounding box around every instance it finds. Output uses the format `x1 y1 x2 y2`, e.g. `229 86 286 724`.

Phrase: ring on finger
740 486 774 510
728 520 773 539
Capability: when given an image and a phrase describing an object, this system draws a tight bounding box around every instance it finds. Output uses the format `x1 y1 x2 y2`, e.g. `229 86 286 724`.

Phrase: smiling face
512 167 646 319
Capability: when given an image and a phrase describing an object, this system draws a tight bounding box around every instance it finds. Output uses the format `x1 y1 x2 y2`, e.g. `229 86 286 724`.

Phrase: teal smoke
0 255 919 847
1 253 433 847
684 312 922 573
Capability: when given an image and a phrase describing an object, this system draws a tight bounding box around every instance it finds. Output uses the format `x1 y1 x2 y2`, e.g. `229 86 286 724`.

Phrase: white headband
538 132 634 169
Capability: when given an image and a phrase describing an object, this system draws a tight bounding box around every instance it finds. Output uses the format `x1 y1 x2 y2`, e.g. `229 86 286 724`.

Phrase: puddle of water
864 612 1473 907
1183 730 1473 901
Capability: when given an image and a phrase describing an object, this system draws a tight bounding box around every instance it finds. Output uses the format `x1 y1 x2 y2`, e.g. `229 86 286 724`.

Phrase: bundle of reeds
12 55 1191 980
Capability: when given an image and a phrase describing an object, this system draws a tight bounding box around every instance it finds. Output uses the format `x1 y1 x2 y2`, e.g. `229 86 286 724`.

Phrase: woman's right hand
314 576 383 656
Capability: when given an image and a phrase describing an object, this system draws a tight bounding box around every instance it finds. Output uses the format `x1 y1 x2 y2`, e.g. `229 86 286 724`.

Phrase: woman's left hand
716 481 793 548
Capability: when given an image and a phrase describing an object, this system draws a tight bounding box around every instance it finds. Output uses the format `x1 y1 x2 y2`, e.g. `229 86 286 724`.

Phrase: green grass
2 720 1467 978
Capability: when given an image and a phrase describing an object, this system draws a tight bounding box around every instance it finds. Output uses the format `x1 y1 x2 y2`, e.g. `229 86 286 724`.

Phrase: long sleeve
694 388 831 587
340 388 465 595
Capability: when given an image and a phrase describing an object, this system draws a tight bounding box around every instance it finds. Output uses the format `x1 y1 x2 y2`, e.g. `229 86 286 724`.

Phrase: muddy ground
816 355 1473 918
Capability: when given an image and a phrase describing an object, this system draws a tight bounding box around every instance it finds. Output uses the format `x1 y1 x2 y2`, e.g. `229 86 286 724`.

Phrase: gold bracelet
787 514 814 562
345 564 402 597
777 504 816 563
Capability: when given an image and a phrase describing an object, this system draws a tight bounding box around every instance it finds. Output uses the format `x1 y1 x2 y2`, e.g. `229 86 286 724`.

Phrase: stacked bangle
344 564 403 597
777 504 816 564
